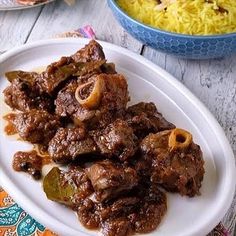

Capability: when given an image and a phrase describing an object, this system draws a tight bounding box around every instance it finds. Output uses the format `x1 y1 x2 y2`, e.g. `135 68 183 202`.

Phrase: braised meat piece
85 160 138 202
3 41 108 112
126 102 175 139
43 166 93 208
4 41 106 99
55 73 129 129
3 77 53 112
130 185 167 233
101 217 132 236
65 165 94 201
99 196 139 222
54 79 79 117
55 79 95 123
78 186 166 236
77 198 100 229
48 127 98 164
77 197 137 234
37 40 105 94
12 151 42 180
72 40 105 63
37 59 106 95
134 155 152 181
91 119 138 161
140 129 205 197
99 185 167 234
12 109 60 145
97 74 129 111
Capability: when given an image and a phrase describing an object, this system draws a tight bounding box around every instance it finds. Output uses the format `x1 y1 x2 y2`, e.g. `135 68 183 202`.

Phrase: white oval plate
0 38 235 236
0 0 54 11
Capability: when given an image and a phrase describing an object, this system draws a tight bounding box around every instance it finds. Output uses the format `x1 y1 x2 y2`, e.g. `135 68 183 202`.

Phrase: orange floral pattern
0 187 57 236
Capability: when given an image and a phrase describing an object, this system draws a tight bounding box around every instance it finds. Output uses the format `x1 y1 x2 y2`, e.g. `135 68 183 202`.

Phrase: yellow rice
117 0 236 35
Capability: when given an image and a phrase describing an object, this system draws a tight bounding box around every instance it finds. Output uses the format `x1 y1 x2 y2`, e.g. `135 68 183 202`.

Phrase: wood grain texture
27 0 142 53
142 47 236 235
0 6 43 52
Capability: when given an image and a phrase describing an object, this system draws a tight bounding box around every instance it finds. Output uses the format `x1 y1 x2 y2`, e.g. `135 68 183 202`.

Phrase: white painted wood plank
142 47 236 235
27 0 142 53
0 6 43 52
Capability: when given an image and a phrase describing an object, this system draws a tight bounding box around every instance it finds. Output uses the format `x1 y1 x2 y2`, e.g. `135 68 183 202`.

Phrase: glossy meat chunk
77 186 166 236
91 119 138 161
37 40 106 94
130 185 167 233
55 73 128 128
98 74 129 111
134 155 152 181
72 40 105 62
43 166 93 207
140 129 205 197
3 77 53 112
102 217 131 236
4 41 106 99
48 127 98 164
102 186 166 234
54 79 79 117
37 59 105 95
77 197 137 234
85 160 138 202
126 102 175 139
77 198 100 229
12 109 60 145
55 79 96 123
12 151 42 180
99 196 139 221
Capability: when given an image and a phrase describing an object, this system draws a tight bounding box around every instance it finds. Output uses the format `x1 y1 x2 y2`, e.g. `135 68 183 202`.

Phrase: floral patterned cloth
0 26 229 236
0 187 56 236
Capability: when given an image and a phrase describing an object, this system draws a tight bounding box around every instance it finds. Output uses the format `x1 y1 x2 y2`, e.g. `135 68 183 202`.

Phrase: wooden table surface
0 0 235 235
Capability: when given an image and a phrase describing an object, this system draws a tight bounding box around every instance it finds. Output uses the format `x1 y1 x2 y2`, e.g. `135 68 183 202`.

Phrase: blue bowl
108 0 236 59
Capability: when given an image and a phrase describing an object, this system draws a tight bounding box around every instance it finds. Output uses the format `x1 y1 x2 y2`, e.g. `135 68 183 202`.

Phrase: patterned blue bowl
108 0 236 59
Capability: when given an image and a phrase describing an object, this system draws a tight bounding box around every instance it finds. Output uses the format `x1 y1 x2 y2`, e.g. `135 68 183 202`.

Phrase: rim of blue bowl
109 0 236 39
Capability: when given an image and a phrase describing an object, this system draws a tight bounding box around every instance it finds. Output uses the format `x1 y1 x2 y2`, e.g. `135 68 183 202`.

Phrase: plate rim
0 38 235 236
0 0 54 11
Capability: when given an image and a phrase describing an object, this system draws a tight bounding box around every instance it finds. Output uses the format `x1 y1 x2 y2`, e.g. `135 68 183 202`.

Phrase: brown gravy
12 150 42 180
4 113 53 170
34 144 52 166
3 113 17 135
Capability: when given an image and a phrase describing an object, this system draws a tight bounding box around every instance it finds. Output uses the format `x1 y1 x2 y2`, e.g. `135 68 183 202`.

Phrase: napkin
0 25 229 236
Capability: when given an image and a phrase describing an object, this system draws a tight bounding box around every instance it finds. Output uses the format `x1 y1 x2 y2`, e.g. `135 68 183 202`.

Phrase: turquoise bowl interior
108 0 236 59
